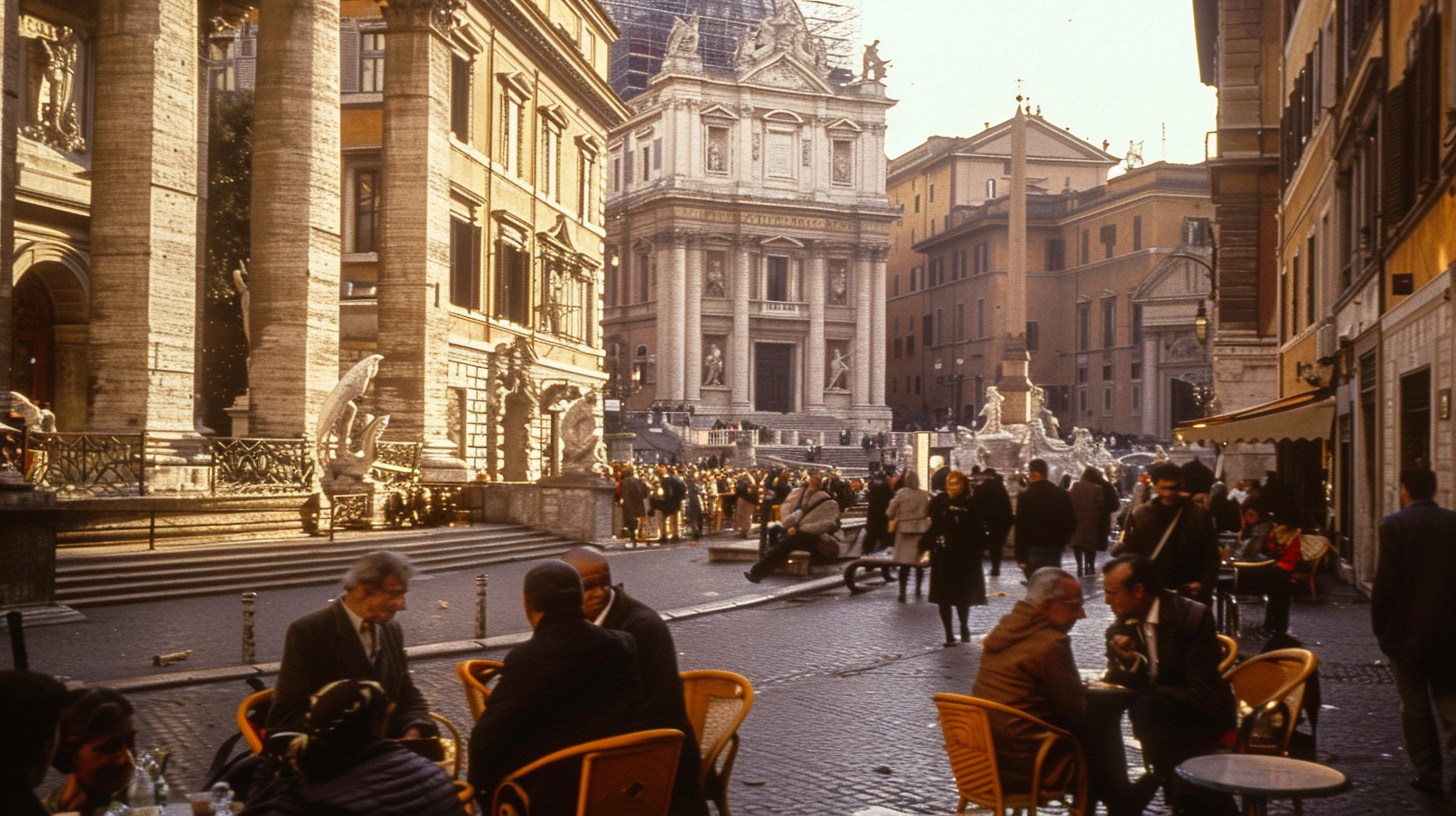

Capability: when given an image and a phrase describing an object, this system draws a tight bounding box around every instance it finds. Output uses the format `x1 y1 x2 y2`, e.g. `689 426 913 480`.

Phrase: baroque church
602 0 897 428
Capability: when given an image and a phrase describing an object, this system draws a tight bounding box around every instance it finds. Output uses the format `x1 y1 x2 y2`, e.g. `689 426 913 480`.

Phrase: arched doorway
11 272 55 407
11 254 90 430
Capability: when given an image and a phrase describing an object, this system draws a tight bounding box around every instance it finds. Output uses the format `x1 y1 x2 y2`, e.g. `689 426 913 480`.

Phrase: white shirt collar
341 599 372 653
592 587 617 627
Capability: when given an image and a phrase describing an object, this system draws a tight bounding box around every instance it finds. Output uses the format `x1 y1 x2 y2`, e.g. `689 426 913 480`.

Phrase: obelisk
997 99 1034 424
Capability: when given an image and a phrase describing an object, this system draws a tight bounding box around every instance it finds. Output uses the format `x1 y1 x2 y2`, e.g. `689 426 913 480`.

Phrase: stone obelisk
996 99 1034 425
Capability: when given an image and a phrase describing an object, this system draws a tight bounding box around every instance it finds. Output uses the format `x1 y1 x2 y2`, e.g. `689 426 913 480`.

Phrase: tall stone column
0 0 16 399
871 251 887 405
374 0 456 444
655 237 686 403
997 101 1033 425
853 251 871 407
89 0 199 433
249 0 341 438
805 247 826 411
730 242 752 409
683 238 703 403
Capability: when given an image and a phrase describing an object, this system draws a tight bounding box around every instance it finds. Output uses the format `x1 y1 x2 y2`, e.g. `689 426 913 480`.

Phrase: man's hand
400 726 426 741
787 526 797 536
1109 634 1139 662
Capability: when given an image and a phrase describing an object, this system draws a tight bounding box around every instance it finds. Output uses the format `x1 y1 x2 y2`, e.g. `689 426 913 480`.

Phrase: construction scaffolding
600 0 861 99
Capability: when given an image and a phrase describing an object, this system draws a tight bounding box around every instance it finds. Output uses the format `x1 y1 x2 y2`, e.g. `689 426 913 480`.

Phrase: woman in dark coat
1068 466 1119 576
926 469 989 647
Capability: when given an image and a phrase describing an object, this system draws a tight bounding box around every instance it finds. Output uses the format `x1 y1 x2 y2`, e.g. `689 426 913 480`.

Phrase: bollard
241 591 257 664
475 574 488 639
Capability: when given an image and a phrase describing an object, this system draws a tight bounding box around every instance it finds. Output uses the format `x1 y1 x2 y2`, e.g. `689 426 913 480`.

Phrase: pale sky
856 0 1218 168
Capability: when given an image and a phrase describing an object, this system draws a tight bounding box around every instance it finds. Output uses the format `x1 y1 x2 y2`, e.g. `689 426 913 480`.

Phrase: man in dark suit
1103 554 1235 816
563 547 707 816
1015 459 1077 576
1372 467 1456 796
268 551 432 738
1115 462 1219 603
467 562 658 811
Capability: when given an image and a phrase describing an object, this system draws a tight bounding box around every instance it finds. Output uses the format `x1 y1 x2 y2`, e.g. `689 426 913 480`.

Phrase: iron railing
27 432 147 497
209 437 316 494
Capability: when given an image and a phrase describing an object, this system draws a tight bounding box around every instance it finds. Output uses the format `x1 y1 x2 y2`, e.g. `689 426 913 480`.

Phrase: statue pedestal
482 475 616 545
0 481 84 627
225 393 250 436
321 477 389 530
419 438 472 483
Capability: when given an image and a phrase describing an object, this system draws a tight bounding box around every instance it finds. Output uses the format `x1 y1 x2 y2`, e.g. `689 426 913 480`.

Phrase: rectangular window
1100 224 1116 258
1132 304 1144 343
894 338 903 358
611 157 621 192
1132 385 1141 412
935 308 945 345
1103 387 1113 412
766 256 790 301
915 376 922 395
977 300 986 338
1077 366 1087 384
210 39 237 91
1102 364 1113 381
1079 388 1087 413
494 233 530 323
578 150 596 223
973 243 989 275
1400 367 1432 471
635 252 650 303
361 33 386 93
1132 215 1142 251
1306 233 1316 328
1130 361 1142 380
500 91 523 175
450 54 470 141
354 169 378 253
449 218 482 310
907 335 915 356
1026 320 1038 351
956 303 965 341
1080 230 1090 264
641 145 651 181
914 194 921 213
541 125 561 200
1046 238 1065 271
1077 303 1090 351
929 183 935 202
922 314 932 347
1102 297 1116 347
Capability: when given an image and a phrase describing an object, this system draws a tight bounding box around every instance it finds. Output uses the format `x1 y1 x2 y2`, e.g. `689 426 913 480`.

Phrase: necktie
361 621 379 666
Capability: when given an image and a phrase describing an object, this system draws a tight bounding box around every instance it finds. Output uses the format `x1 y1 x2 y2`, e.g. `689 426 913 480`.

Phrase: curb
93 572 858 693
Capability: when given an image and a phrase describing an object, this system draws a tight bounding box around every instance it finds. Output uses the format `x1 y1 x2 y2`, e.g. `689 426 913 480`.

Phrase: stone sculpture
560 391 609 476
316 355 389 482
862 39 889 82
828 267 848 305
826 349 849 391
8 392 56 433
665 13 699 58
705 256 726 297
978 385 1005 435
22 25 84 152
703 344 724 386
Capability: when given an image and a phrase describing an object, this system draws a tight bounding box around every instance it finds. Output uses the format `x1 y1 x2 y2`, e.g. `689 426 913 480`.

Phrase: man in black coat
974 468 1015 577
269 551 433 738
863 467 897 554
1103 555 1236 816
562 548 707 815
1115 462 1219 603
1014 459 1077 577
1372 467 1456 796
467 562 658 812
1180 457 1216 498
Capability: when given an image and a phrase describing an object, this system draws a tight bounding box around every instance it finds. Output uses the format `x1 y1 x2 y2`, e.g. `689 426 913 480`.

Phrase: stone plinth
0 484 83 627
481 476 615 544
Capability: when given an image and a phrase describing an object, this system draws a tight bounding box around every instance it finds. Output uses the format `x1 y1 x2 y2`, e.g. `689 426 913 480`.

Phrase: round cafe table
1176 754 1349 816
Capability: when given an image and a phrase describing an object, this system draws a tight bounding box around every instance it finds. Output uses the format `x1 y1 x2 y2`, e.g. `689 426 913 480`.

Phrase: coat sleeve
467 653 549 799
268 617 329 733
1370 516 1398 655
384 623 433 735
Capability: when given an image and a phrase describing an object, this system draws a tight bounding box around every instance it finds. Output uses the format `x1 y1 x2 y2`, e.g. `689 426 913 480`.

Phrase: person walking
618 465 651 544
925 470 989 646
862 467 897 554
1372 466 1456 797
1069 466 1119 577
1014 459 1078 578
974 468 1014 577
886 469 931 602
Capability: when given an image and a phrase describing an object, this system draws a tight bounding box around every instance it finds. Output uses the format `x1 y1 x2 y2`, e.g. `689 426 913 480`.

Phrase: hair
0 670 67 783
561 546 612 589
523 561 585 616
901 469 920 490
1026 567 1076 604
341 551 414 592
1401 467 1438 501
1027 459 1049 477
1102 553 1157 594
288 679 392 783
1146 462 1183 486
53 687 134 774
1081 466 1106 484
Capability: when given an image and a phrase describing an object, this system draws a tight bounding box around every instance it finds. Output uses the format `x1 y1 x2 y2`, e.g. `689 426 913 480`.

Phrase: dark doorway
11 273 54 407
1169 377 1201 429
754 343 793 413
1400 367 1431 471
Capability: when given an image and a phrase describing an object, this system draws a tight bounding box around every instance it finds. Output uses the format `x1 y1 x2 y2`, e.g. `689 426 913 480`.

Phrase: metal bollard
475 574 488 639
241 591 257 664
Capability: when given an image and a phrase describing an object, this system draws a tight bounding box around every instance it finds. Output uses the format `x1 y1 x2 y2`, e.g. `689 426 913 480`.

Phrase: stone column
684 237 703 403
374 0 456 445
730 242 752 409
853 251 871 407
805 246 826 412
871 250 887 405
89 0 199 433
249 0 341 437
0 1 16 398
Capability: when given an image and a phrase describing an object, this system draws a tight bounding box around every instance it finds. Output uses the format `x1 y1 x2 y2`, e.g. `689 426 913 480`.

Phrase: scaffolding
600 0 861 99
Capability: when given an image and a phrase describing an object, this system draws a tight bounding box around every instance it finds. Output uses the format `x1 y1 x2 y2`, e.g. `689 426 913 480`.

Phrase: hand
400 726 426 741
787 526 798 536
1109 634 1138 662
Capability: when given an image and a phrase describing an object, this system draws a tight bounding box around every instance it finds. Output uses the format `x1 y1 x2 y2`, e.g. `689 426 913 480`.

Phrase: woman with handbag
926 470 989 646
886 469 931 602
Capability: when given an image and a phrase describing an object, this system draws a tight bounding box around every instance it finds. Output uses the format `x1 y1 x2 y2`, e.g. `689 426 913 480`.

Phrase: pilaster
806 246 826 411
249 0 341 437
853 251 871 407
870 251 887 405
89 0 199 433
0 0 15 400
684 236 703 403
654 236 686 403
731 242 752 408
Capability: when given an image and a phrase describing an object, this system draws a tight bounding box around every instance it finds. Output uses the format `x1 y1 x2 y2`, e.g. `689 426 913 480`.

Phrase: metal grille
209 438 316 493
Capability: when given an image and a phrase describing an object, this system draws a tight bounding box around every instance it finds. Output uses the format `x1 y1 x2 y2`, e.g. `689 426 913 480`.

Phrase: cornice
484 0 628 129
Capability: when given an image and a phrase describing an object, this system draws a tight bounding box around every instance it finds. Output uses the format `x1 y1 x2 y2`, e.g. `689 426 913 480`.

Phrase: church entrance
754 343 794 413
11 272 55 408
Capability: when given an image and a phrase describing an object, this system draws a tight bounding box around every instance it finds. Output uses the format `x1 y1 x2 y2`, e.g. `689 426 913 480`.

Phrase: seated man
269 551 431 738
743 471 840 583
973 568 1151 816
1103 554 1236 816
467 562 657 811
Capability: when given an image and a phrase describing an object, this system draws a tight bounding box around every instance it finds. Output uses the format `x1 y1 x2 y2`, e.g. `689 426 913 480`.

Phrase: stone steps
54 524 578 607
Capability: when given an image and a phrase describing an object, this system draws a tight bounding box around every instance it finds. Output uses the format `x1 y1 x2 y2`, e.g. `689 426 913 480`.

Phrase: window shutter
340 21 360 94
1382 79 1410 226
653 138 662 169
238 57 256 89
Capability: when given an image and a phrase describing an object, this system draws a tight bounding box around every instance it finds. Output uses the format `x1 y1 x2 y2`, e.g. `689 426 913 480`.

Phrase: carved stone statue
703 344 724 386
1153 445 1169 463
666 13 699 58
978 385 1005 435
316 355 389 482
862 39 889 82
22 25 85 152
501 340 538 481
707 139 725 173
560 390 609 476
735 0 825 74
705 256 726 297
9 392 56 433
828 267 848 305
826 349 849 391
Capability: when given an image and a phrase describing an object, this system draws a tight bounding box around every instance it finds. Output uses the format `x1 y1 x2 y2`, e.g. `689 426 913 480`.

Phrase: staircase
54 524 577 607
756 444 877 475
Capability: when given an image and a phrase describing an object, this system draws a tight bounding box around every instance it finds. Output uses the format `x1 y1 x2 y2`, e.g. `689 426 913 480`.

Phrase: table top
1176 754 1350 799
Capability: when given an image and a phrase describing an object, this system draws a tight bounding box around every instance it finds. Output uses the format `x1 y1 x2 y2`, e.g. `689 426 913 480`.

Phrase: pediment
700 104 739 122
959 116 1119 164
1134 254 1214 301
538 215 574 251
759 235 805 248
825 117 863 134
739 53 835 94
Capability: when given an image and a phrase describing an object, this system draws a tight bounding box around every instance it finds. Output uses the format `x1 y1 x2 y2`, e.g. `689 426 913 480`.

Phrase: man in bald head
467 561 653 810
562 547 706 815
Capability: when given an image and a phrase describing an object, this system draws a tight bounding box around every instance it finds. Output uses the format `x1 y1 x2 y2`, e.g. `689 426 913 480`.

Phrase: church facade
602 1 896 427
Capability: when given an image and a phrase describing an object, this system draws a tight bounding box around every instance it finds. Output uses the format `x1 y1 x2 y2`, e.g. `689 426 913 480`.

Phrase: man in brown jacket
972 568 1151 816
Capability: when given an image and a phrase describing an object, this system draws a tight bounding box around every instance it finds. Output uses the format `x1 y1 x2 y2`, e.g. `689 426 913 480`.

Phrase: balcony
755 299 804 317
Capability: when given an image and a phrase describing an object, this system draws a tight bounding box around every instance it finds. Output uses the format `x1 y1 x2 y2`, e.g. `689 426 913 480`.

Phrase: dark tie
361 621 380 669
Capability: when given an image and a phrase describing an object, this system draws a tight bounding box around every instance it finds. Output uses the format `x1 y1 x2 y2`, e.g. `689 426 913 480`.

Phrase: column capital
379 0 463 35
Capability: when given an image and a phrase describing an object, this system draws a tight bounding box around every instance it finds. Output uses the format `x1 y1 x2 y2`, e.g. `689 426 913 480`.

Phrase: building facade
602 1 896 427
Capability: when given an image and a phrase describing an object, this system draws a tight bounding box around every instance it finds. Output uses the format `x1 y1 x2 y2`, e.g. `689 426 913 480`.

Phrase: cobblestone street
21 541 1441 816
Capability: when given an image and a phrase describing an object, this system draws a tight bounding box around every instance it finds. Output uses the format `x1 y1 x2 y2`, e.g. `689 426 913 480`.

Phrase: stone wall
481 476 615 544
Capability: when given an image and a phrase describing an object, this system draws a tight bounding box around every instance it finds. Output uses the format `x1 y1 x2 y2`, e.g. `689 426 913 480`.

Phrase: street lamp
1194 300 1208 343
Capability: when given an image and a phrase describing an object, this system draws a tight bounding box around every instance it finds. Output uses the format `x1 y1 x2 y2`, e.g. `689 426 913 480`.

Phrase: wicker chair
680 670 754 816
932 693 1088 816
1217 633 1239 674
1223 647 1318 756
1291 534 1332 600
457 659 505 721
237 688 273 754
491 728 684 816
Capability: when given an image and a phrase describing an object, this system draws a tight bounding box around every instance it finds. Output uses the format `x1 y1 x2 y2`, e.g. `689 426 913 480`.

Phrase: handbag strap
1150 507 1184 562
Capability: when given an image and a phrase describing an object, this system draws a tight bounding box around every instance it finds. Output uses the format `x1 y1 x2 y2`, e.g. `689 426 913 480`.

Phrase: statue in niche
501 340 537 482
707 140 725 172
665 13 699 58
232 261 251 374
705 257 726 297
862 39 890 82
978 385 1004 435
833 151 851 185
22 25 85 152
828 267 847 305
316 355 389 482
560 390 609 476
703 344 724 386
826 349 850 391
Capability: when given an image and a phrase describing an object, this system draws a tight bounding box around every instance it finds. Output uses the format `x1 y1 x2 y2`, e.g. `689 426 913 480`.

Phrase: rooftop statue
862 39 889 82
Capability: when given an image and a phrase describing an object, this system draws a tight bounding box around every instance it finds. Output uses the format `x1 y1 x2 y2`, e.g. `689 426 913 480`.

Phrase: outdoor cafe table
1176 754 1349 816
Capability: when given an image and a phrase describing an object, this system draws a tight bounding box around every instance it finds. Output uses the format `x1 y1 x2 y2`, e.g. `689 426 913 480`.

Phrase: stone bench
707 517 866 576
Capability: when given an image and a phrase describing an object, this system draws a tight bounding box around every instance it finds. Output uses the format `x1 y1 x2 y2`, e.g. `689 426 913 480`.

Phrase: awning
1175 392 1335 446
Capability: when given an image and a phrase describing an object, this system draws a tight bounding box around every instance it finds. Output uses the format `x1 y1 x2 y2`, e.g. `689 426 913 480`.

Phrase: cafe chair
430 711 466 780
1226 558 1278 635
490 728 685 816
1223 648 1318 756
1217 634 1239 674
457 659 506 721
681 670 755 816
237 687 274 754
932 693 1088 816
1292 534 1332 600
